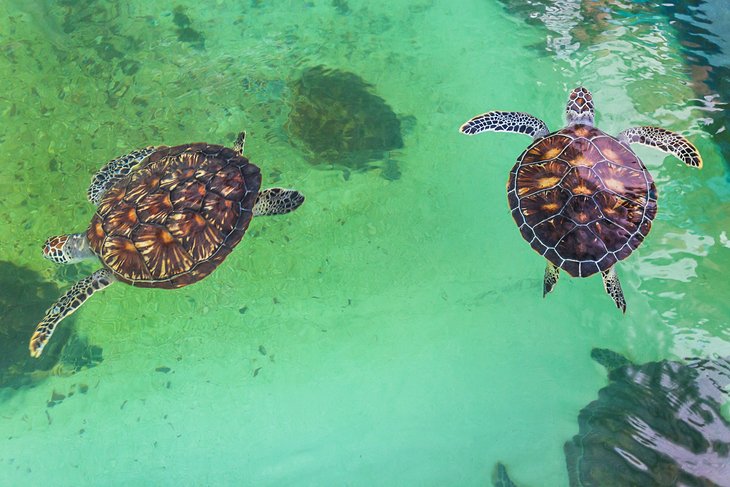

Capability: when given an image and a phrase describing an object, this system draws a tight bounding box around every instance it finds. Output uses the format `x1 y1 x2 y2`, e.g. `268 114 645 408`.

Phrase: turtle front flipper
618 126 703 168
601 267 626 313
88 147 157 205
253 188 305 216
29 268 115 358
543 261 560 297
459 111 549 139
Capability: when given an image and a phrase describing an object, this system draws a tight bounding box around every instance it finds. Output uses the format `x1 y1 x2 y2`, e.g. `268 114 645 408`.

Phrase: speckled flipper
459 111 549 139
29 268 115 358
233 131 246 155
88 147 156 205
601 267 626 313
618 126 703 168
491 463 517 487
543 261 560 297
253 188 305 216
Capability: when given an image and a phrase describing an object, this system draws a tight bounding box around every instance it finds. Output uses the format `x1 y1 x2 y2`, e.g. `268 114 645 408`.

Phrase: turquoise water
0 1 728 485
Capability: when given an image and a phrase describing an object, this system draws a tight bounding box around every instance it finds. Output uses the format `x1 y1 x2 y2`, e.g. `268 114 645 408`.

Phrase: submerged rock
286 65 408 179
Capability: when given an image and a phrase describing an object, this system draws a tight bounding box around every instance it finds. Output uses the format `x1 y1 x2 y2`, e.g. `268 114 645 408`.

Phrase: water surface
0 1 728 485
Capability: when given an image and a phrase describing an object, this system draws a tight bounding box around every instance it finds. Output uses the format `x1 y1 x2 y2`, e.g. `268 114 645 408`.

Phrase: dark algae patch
286 66 406 178
173 6 205 50
0 262 102 394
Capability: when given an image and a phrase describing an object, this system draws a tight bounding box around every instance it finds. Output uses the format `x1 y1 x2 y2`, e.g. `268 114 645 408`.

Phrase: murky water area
0 1 728 485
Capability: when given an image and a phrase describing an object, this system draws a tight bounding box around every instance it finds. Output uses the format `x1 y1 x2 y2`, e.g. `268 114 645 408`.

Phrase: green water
0 1 728 485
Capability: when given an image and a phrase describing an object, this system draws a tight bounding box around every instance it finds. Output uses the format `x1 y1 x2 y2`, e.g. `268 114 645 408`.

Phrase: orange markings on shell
209 165 246 200
102 236 151 280
97 185 126 217
126 167 167 204
168 210 224 262
560 136 601 167
519 188 571 226
593 161 648 204
133 224 194 279
516 160 568 197
522 135 571 164
102 200 139 238
136 192 174 224
592 136 642 170
202 191 240 231
87 215 106 255
563 166 602 196
171 180 208 212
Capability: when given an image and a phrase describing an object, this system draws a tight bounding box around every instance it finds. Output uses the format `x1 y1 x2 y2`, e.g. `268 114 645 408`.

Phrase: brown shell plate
507 125 657 278
86 143 262 288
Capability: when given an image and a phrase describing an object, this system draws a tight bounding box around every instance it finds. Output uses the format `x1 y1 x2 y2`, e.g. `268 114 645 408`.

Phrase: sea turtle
29 132 304 358
492 348 730 486
460 87 702 311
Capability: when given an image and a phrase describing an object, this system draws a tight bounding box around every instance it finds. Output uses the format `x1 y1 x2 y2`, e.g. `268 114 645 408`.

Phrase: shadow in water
0 261 102 396
285 65 411 181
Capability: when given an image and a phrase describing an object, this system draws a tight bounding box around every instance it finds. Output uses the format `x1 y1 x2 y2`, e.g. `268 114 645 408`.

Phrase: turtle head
591 347 630 372
566 87 595 126
43 233 94 264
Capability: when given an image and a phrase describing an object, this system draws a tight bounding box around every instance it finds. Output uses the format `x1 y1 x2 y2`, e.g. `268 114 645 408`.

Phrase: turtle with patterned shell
460 87 702 311
29 132 304 358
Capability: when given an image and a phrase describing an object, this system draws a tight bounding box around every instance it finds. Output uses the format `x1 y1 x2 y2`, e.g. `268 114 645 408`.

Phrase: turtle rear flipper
601 267 626 313
460 111 549 139
618 126 702 168
492 462 518 487
543 261 560 297
29 268 116 358
88 146 156 205
253 188 305 216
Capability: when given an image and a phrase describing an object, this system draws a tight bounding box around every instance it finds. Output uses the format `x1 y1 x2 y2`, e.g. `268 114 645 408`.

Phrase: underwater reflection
494 348 730 486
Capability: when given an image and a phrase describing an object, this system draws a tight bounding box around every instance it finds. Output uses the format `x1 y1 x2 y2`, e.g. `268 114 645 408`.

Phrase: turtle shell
86 143 262 289
508 124 657 278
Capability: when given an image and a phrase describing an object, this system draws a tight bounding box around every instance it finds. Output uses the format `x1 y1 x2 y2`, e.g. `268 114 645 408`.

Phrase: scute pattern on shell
508 125 657 278
86 143 261 288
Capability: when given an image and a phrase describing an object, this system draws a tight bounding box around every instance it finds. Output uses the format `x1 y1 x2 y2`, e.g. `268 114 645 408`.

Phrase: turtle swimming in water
492 348 730 486
29 132 304 358
460 87 702 311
